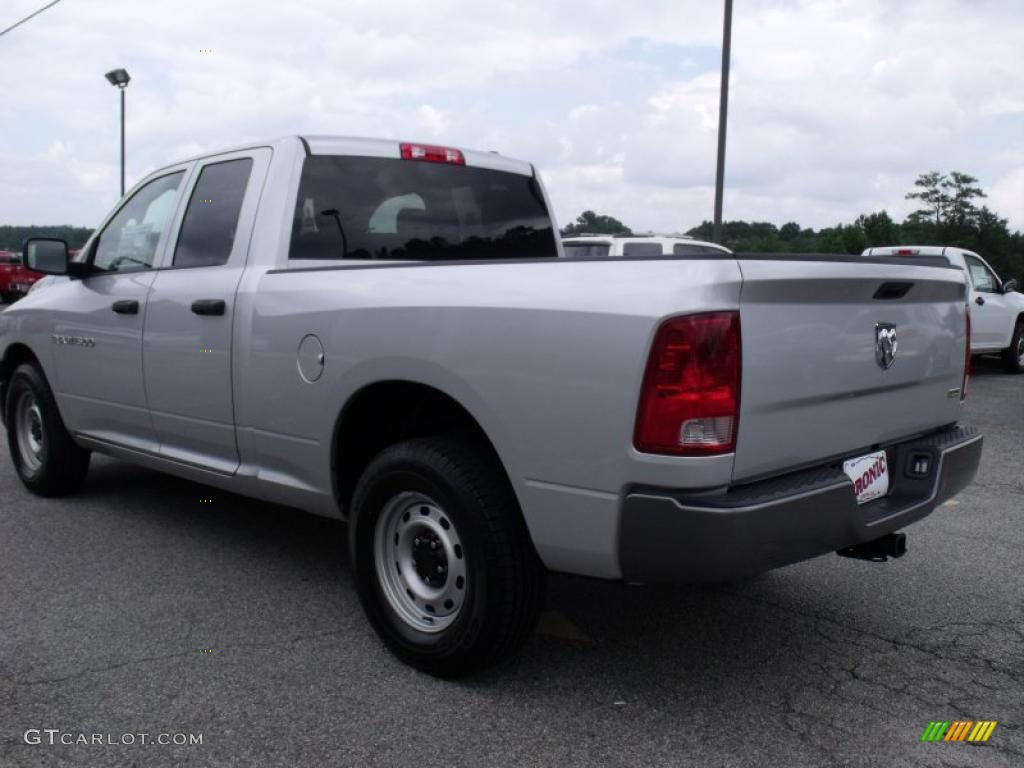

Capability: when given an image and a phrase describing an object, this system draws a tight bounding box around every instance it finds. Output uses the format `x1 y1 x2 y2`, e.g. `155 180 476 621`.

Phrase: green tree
906 172 950 225
0 225 93 251
778 222 801 241
561 210 631 236
943 172 986 227
856 211 901 247
682 170 1022 283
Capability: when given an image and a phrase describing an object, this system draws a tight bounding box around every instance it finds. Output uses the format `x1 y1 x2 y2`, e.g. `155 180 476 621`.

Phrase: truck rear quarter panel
238 258 743 578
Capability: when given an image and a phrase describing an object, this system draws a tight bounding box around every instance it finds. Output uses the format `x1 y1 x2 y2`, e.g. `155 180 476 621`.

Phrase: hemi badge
52 334 96 348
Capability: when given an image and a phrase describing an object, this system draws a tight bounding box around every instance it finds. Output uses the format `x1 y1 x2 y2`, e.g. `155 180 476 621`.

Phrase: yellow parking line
536 610 593 643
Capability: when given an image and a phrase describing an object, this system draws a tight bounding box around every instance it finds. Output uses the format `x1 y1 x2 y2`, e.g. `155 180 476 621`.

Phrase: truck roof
161 135 535 177
562 234 733 255
863 245 978 260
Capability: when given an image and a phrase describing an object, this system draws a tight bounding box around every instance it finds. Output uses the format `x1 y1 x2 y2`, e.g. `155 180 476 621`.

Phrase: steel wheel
373 491 467 633
14 390 45 473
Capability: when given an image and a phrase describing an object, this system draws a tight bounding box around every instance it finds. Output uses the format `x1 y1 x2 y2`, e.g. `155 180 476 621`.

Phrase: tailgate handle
111 299 139 314
873 282 913 300
191 299 226 316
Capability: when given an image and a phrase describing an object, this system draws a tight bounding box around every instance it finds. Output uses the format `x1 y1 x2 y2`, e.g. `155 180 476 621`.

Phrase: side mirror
23 238 69 275
1003 278 1019 293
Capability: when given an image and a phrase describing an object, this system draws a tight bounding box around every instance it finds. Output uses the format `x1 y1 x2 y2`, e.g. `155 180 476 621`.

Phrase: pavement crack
15 628 347 688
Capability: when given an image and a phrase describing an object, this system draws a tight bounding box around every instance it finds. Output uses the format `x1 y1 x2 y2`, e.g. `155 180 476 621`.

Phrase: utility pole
104 68 131 197
712 0 733 244
119 86 125 197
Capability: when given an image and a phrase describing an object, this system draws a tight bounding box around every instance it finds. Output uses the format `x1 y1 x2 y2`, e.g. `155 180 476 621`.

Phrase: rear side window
562 242 611 258
173 158 254 268
622 242 664 257
673 243 726 257
289 156 557 261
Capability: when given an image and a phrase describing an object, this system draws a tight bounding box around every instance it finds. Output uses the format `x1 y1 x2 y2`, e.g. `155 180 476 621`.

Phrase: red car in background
0 249 49 304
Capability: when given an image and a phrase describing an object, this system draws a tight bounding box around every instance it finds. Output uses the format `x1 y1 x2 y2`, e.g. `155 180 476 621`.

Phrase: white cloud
415 105 450 137
990 167 1024 230
0 0 1021 235
41 140 70 162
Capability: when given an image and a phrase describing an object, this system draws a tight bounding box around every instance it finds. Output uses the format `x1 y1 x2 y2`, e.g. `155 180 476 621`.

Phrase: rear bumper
618 424 982 583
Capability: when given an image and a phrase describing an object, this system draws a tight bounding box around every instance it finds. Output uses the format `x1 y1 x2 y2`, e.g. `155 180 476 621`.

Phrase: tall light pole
712 0 733 244
104 68 131 197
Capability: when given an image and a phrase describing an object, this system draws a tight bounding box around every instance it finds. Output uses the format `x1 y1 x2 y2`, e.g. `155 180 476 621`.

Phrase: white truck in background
864 246 1024 373
562 234 732 259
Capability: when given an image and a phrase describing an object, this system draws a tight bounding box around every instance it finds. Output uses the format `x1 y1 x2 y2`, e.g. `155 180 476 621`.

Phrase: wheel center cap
412 532 448 586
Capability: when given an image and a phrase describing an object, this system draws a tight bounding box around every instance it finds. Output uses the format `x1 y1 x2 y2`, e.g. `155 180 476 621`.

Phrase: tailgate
733 257 968 481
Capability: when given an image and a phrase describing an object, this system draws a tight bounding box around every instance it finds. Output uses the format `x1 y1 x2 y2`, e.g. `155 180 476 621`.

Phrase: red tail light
962 310 971 401
634 312 741 455
400 143 465 165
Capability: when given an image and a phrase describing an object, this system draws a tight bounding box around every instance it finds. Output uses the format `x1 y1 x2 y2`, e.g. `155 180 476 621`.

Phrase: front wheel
349 437 545 677
4 362 90 496
1002 319 1024 374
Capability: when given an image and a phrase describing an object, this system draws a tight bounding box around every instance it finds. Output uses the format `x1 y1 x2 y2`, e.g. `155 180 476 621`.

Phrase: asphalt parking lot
0 351 1020 768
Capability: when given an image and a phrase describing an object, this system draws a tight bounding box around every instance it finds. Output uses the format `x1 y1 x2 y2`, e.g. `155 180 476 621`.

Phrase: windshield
289 156 558 261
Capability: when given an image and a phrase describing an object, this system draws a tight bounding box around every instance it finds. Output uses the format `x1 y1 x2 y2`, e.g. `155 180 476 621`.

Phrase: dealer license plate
842 450 890 505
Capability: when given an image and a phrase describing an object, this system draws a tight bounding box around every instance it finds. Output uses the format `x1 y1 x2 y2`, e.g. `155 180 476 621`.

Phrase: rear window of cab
289 156 558 261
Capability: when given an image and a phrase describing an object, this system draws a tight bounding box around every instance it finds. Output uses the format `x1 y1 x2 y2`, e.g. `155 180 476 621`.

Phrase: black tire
4 362 90 496
349 437 546 677
1002 319 1024 374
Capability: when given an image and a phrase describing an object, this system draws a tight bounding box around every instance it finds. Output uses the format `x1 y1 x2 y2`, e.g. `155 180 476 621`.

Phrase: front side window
93 172 184 273
173 158 254 268
965 255 996 292
289 156 557 261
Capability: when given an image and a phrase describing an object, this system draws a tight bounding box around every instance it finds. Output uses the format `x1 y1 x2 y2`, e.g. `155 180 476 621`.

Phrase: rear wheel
4 362 90 496
1003 319 1024 374
349 437 545 677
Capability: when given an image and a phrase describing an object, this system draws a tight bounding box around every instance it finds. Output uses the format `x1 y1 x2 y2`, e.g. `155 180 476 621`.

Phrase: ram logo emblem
875 323 897 370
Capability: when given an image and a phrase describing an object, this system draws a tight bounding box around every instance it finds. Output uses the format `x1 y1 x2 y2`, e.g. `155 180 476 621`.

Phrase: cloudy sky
1 0 1022 233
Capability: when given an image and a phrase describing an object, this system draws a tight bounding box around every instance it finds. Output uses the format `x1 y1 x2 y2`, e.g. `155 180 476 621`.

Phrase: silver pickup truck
1 136 981 676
